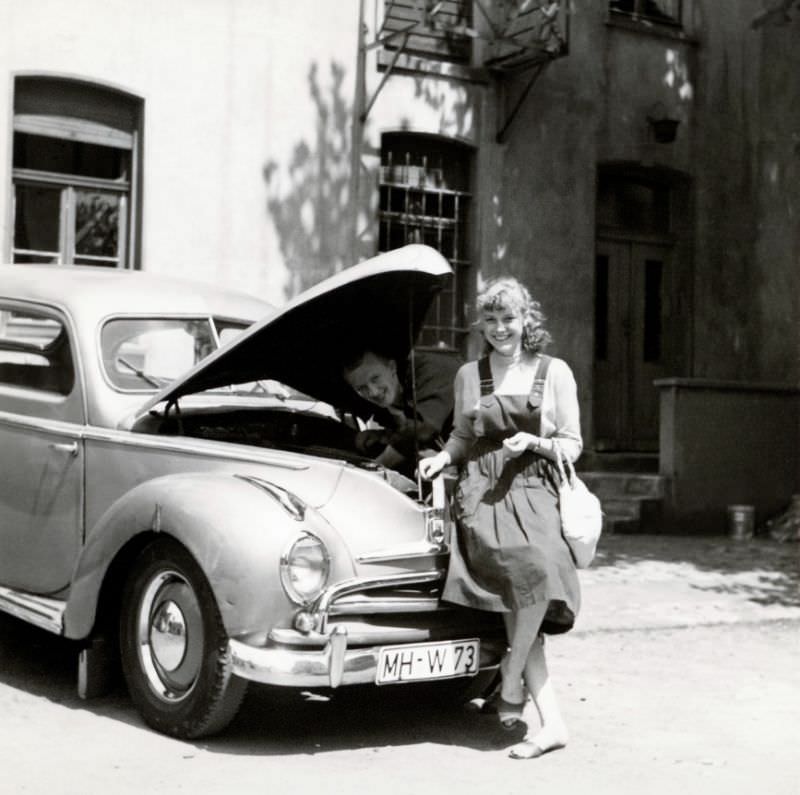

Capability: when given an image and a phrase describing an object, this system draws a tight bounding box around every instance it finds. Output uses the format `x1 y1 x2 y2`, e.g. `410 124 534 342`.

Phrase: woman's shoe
481 684 528 715
508 739 565 760
495 696 526 729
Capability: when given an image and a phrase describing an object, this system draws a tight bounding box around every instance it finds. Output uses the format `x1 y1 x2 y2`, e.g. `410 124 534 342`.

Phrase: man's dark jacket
373 349 461 462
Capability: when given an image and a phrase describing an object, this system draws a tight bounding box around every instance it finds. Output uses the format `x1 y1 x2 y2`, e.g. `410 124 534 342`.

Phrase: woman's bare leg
500 603 547 706
509 634 568 758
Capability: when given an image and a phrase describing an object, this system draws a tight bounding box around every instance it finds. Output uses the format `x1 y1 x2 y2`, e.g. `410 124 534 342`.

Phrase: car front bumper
229 627 505 689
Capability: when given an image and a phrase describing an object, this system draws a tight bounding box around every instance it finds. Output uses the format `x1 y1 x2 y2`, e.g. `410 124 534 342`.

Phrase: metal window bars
378 147 471 351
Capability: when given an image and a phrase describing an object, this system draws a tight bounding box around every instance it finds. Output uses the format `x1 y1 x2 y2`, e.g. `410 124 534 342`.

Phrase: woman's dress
442 355 580 634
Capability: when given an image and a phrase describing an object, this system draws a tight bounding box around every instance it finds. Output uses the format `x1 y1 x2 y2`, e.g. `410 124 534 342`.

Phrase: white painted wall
0 0 358 305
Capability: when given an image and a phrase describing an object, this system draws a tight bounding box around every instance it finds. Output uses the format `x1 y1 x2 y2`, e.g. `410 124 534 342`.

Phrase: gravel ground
0 533 797 795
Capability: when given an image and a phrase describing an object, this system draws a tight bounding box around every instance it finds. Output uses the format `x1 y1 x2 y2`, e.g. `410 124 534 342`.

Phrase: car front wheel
119 538 248 738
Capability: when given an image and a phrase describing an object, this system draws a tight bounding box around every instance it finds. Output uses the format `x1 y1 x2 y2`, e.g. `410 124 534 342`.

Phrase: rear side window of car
0 307 75 395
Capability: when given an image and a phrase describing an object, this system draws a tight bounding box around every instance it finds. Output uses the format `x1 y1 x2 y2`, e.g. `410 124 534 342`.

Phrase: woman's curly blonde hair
476 277 552 354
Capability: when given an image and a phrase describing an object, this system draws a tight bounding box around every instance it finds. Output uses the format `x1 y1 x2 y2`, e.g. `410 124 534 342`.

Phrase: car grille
323 579 504 648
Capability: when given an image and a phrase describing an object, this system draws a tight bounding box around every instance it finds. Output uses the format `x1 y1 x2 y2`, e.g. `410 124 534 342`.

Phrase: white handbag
554 443 603 568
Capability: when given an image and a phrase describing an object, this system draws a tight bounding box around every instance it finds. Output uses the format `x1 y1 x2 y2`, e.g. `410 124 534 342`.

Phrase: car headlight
280 534 330 605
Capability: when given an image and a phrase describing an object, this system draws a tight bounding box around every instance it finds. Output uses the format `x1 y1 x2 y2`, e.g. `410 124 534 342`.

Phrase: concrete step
580 472 667 500
603 515 642 534
601 495 665 532
602 496 646 519
577 451 659 473
576 472 669 534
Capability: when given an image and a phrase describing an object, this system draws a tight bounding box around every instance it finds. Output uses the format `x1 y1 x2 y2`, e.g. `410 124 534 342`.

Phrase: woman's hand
419 450 451 480
502 432 539 458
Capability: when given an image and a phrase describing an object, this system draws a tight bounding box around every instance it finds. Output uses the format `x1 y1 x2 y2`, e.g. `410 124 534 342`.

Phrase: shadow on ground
0 611 520 757
0 613 137 722
212 682 526 757
591 534 800 608
1 535 796 756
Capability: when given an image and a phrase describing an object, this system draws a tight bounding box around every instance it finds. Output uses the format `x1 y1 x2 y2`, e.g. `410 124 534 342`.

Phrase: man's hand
354 429 390 457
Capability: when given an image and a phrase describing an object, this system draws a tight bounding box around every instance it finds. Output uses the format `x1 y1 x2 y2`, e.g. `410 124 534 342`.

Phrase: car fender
64 472 355 640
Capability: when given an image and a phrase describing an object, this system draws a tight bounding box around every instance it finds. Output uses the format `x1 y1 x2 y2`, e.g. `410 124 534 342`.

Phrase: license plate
376 639 480 685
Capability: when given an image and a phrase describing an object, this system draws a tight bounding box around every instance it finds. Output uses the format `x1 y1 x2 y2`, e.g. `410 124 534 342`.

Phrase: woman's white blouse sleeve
443 362 477 465
541 358 583 463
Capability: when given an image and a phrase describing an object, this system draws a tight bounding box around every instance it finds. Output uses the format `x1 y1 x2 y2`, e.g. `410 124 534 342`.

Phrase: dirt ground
0 534 798 795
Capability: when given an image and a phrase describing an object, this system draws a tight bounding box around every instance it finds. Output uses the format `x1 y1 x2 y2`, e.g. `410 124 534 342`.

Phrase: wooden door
593 239 674 451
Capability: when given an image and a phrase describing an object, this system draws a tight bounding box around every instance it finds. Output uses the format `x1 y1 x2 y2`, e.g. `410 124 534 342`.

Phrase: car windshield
100 316 318 403
101 317 249 391
102 317 251 381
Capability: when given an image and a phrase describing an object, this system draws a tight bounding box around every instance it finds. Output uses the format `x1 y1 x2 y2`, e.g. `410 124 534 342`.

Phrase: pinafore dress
441 355 580 635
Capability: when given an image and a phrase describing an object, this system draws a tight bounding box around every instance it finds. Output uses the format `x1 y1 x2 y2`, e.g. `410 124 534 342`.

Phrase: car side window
0 307 76 396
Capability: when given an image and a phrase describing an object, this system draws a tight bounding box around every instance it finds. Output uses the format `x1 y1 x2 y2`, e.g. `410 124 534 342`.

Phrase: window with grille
378 133 472 352
609 0 683 27
11 76 142 268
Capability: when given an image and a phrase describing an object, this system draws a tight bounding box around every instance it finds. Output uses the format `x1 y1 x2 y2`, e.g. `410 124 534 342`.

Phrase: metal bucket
727 504 755 539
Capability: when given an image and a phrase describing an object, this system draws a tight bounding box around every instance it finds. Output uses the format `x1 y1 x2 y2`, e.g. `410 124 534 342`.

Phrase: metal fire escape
354 1 570 141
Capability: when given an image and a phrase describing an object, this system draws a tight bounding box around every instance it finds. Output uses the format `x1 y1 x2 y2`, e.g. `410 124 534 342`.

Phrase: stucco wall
658 379 800 531
753 12 800 385
484 0 799 450
692 0 800 385
477 3 698 445
0 0 358 305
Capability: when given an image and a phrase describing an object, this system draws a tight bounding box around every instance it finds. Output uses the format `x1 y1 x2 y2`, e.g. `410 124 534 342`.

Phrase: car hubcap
137 570 204 702
150 600 187 671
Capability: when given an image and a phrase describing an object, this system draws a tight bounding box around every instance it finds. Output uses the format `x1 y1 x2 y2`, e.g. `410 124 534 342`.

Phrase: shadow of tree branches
263 58 480 300
408 66 474 139
593 535 800 608
263 61 354 299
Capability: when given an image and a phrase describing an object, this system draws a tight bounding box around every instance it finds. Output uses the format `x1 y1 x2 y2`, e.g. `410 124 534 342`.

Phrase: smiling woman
420 276 582 760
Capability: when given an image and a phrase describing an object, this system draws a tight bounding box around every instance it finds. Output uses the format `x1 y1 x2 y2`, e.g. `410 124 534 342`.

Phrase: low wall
656 378 800 533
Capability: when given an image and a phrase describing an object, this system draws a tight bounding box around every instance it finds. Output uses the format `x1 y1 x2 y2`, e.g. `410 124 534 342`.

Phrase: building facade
1 0 798 528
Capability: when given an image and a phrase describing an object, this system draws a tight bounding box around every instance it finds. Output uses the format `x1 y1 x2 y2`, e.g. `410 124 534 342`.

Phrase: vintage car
0 245 504 738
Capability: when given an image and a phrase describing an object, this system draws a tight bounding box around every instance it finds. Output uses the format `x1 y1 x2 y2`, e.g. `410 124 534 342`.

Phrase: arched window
11 76 142 268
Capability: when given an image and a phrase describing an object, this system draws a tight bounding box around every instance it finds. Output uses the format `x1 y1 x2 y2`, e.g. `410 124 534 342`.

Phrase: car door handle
49 441 79 457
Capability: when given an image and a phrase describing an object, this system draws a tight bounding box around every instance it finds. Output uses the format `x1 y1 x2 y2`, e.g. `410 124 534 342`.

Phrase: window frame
608 0 685 31
377 132 473 353
9 75 142 269
13 170 130 267
0 300 84 422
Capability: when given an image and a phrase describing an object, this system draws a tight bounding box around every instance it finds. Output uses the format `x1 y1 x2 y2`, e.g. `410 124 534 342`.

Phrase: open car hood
133 245 453 419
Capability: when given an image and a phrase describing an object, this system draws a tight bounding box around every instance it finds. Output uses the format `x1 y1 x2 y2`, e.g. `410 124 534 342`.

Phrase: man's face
344 352 401 408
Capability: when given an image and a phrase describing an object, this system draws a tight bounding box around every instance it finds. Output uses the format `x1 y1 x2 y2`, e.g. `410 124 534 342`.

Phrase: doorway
593 165 691 453
593 238 676 451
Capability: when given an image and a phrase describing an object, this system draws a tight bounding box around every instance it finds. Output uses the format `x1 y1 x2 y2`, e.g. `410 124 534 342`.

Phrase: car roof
0 264 273 324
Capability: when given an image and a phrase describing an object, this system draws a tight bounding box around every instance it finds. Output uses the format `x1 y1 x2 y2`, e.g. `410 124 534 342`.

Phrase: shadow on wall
264 59 480 300
408 68 474 140
263 62 355 300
